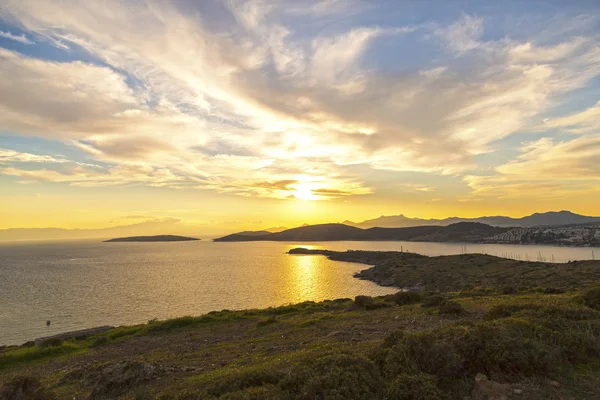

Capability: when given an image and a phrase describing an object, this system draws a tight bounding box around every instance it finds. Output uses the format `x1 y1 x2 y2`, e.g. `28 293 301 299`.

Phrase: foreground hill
214 222 508 242
104 235 199 242
3 251 600 398
346 210 600 228
2 287 600 398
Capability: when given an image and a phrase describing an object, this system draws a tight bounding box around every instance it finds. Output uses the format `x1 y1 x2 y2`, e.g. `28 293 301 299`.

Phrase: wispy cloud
0 30 33 44
0 1 599 204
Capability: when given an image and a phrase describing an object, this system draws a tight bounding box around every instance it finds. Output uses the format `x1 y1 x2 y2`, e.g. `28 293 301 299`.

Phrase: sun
291 182 318 201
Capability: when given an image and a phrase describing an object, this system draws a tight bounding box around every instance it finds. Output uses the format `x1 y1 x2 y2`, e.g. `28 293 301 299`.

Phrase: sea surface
0 239 598 346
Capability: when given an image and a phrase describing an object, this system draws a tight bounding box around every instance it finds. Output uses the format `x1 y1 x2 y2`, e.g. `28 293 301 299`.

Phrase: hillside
346 210 600 229
3 284 600 398
214 222 509 242
104 235 199 242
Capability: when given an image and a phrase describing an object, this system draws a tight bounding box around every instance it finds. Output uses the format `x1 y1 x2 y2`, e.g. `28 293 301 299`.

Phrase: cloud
0 30 33 44
539 101 600 134
0 148 69 164
436 14 484 53
0 2 600 202
464 135 600 200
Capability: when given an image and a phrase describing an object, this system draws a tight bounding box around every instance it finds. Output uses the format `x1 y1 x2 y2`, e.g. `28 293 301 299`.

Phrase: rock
0 376 54 400
471 379 512 400
547 380 560 388
89 360 165 398
475 373 489 382
513 388 523 395
326 331 343 337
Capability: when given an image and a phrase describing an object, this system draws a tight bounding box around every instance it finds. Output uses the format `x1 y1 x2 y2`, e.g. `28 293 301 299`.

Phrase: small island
104 235 200 242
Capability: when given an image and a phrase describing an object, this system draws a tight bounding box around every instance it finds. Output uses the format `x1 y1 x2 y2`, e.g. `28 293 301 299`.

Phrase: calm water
0 239 598 345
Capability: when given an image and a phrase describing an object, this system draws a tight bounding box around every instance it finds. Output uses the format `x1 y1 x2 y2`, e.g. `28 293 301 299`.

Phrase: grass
3 275 600 398
0 342 86 371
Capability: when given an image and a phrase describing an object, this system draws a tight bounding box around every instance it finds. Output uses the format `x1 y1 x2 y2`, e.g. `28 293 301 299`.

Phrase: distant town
486 224 600 247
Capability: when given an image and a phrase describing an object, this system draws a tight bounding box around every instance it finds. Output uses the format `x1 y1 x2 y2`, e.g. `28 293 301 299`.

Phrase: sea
0 239 598 346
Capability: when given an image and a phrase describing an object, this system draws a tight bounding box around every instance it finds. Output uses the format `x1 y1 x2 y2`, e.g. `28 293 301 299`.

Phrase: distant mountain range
0 218 198 242
214 222 509 243
343 211 600 229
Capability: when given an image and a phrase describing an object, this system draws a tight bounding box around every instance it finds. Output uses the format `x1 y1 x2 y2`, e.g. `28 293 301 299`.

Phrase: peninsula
104 235 199 242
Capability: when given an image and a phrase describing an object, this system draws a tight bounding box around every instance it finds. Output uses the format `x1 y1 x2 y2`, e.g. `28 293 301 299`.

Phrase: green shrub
279 353 384 400
354 295 374 308
485 304 526 320
366 300 393 310
219 385 284 400
500 286 517 295
39 338 63 347
384 332 464 379
393 291 421 305
582 287 600 310
204 369 285 397
0 342 83 370
382 331 406 349
92 336 109 347
438 301 463 315
385 373 447 400
256 316 277 327
420 295 446 308
458 290 487 298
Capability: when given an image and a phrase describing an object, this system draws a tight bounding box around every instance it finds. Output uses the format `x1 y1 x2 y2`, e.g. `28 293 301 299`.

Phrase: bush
354 295 374 308
366 300 393 310
92 336 109 347
39 338 63 347
219 385 283 400
279 353 384 400
382 330 406 349
500 286 517 295
385 373 447 400
0 376 55 400
543 287 564 294
204 369 285 397
438 301 463 315
458 290 487 298
484 304 523 320
384 332 464 379
582 287 600 310
421 295 446 308
256 316 277 327
393 291 421 305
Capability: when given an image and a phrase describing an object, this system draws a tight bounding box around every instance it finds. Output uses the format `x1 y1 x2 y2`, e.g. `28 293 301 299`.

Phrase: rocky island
104 235 199 242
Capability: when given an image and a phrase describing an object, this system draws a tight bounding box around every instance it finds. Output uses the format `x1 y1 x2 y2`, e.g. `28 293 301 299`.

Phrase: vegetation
2 288 600 399
3 250 600 399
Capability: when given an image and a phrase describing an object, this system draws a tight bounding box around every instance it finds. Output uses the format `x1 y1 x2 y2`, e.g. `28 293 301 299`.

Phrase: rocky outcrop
34 326 113 346
58 360 198 399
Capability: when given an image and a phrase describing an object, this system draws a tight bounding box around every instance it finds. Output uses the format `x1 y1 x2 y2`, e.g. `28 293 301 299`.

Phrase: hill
346 210 600 228
214 222 508 242
104 235 199 242
3 267 600 398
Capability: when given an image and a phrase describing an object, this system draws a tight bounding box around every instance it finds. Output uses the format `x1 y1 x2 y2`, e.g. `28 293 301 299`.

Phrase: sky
1 0 600 235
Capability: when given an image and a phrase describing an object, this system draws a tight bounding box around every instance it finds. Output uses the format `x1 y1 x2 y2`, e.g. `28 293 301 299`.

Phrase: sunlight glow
291 182 318 201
